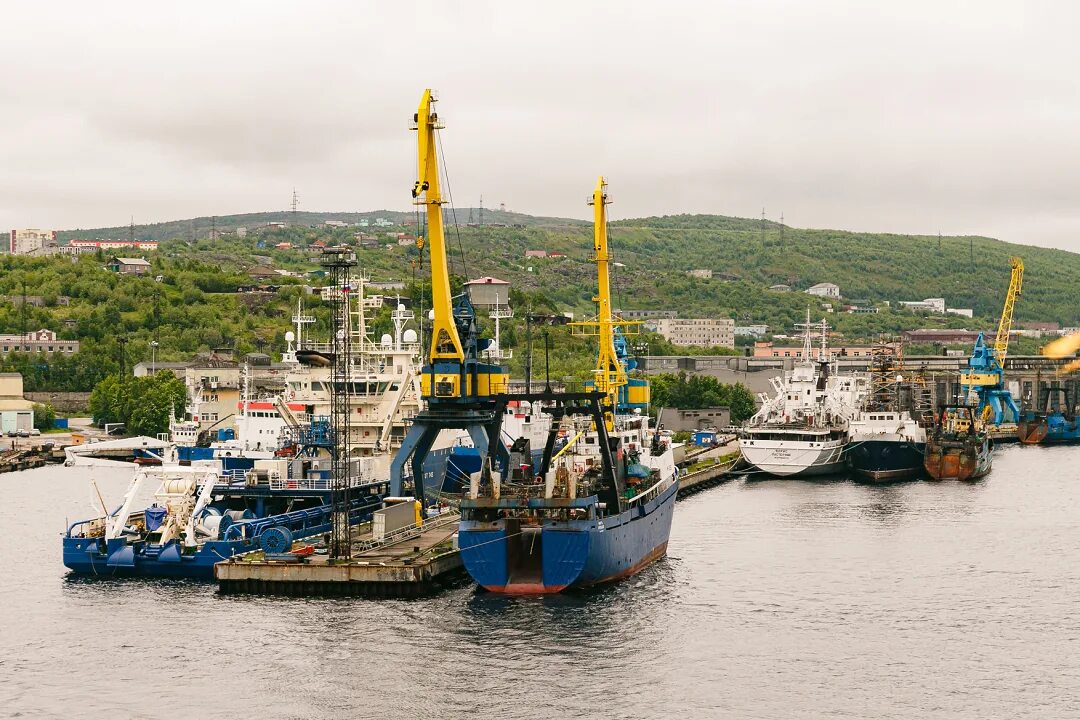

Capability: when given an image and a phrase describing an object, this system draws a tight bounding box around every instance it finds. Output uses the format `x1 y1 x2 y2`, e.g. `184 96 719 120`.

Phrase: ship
62 449 390 579
456 176 677 593
923 405 993 481
847 411 927 481
739 312 868 476
1016 380 1080 445
846 340 931 481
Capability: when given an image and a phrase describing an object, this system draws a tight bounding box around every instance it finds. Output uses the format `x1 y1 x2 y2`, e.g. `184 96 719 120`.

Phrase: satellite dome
403 329 418 343
285 331 295 342
398 303 406 311
381 333 393 346
428 309 435 320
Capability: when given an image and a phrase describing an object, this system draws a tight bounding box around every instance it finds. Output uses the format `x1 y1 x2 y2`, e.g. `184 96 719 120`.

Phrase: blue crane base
390 408 510 512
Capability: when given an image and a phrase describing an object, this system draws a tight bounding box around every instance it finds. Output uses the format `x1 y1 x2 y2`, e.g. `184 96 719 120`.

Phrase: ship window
311 382 323 391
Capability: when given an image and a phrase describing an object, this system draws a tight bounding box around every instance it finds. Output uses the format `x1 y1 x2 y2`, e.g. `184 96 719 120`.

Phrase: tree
88 372 187 435
650 371 757 423
31 403 56 432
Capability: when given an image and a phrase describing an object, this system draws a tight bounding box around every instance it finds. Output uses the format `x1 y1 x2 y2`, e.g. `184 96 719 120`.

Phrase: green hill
2 208 1071 394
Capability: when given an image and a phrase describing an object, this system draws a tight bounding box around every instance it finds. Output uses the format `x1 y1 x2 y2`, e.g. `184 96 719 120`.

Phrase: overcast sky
3 1 1079 250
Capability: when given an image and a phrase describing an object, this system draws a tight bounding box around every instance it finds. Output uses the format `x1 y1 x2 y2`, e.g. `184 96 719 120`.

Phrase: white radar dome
381 333 393 346
428 310 435 320
285 331 295 342
403 329 418 343
398 303 406 311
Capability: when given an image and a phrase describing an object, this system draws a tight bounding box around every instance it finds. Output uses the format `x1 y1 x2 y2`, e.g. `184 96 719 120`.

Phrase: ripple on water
2 451 1079 718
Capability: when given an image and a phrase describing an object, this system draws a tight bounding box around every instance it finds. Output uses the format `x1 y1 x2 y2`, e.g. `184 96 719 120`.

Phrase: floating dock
215 514 464 597
0 449 50 474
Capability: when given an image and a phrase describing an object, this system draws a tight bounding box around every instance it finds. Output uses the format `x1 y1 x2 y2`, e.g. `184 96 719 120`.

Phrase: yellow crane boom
411 89 463 364
994 256 1024 363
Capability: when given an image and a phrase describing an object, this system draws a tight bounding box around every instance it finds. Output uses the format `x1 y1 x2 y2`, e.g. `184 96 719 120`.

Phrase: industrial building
0 373 34 432
8 229 57 255
651 318 735 348
0 329 79 355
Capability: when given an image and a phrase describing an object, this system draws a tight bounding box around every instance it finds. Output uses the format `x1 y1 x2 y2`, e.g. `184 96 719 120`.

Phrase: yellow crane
960 256 1023 425
569 178 647 426
410 89 507 401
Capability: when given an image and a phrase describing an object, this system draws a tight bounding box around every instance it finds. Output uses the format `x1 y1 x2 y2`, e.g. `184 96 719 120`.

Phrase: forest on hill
0 209 1071 393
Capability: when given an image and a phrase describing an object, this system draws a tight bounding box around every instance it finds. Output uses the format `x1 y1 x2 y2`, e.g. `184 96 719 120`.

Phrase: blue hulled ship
456 178 678 593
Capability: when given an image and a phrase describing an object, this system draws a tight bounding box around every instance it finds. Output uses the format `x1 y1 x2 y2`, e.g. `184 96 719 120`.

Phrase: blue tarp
145 506 167 532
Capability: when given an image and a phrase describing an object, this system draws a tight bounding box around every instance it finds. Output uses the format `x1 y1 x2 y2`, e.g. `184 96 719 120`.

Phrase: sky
2 1 1079 250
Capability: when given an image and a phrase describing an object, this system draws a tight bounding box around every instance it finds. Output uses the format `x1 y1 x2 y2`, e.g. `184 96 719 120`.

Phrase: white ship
738 314 868 477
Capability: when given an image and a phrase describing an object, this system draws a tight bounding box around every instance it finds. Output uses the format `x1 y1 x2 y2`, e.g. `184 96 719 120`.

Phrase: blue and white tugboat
456 178 678 593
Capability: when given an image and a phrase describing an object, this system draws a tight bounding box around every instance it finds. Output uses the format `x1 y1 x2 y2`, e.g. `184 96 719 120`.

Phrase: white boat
738 313 867 477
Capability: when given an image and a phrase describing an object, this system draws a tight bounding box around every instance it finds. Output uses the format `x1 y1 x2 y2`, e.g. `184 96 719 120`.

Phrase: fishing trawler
457 175 678 593
738 313 867 476
924 405 993 481
846 341 929 481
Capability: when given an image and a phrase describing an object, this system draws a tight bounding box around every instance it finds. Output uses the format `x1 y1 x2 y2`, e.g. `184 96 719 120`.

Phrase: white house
806 282 840 299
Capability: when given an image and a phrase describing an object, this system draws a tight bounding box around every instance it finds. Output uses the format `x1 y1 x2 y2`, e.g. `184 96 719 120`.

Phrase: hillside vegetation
1 210 1072 392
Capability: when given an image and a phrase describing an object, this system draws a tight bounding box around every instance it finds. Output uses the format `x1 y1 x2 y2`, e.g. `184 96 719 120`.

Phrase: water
3 445 1079 719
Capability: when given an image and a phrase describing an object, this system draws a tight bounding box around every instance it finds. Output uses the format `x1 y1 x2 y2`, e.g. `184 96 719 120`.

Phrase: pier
215 514 464 597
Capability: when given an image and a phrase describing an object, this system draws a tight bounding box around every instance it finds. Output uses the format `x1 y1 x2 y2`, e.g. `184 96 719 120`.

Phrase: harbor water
3 444 1078 719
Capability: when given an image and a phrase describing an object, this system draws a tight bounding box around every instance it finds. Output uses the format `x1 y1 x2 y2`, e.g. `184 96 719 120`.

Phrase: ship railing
217 469 249 485
625 475 673 509
267 475 379 491
353 511 460 553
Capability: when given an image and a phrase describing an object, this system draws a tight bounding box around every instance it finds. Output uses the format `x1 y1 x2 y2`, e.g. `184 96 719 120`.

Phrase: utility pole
760 207 766 245
479 195 484 228
129 216 135 244
117 337 128 377
779 212 785 246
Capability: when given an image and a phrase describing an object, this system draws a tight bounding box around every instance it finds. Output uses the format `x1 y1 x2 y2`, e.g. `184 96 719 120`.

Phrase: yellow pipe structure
552 431 586 460
412 89 464 364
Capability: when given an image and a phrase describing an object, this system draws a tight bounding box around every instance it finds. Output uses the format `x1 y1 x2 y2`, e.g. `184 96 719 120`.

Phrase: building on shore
806 282 841 298
666 407 732 432
0 329 79 355
69 240 158 252
8 229 58 255
0 373 34 432
107 257 152 275
650 318 735 348
752 340 876 358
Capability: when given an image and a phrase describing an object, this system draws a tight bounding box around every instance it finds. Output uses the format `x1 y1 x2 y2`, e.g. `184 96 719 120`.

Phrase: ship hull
739 441 847 477
457 479 678 593
923 439 992 481
848 440 926 481
1017 415 1080 445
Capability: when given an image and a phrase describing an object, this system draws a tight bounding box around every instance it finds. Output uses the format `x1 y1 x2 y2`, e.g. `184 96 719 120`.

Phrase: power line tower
291 188 299 221
211 215 217 240
129 216 135 244
760 207 766 244
321 247 357 559
938 231 942 253
479 195 484 228
779 212 785 246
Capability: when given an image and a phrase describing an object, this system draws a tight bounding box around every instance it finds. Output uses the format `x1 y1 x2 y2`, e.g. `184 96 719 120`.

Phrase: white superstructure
738 313 868 476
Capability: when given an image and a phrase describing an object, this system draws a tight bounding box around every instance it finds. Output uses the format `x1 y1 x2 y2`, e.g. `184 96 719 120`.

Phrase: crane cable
436 130 470 282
